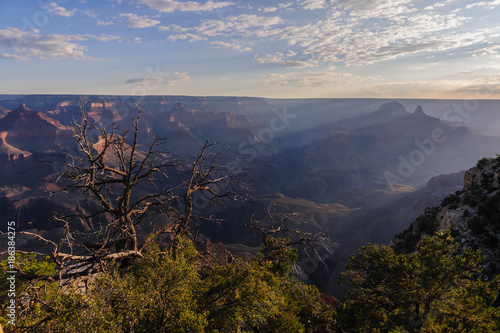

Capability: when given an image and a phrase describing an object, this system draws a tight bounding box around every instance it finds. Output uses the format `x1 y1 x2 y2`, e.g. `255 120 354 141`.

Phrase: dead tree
248 206 332 269
12 107 240 282
57 107 179 254
175 141 241 237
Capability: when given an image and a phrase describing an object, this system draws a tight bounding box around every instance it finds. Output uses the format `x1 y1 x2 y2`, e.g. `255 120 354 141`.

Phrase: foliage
338 231 500 332
4 219 500 333
477 157 489 168
392 206 439 253
424 277 500 332
440 192 461 209
0 253 56 328
2 237 337 332
256 236 299 276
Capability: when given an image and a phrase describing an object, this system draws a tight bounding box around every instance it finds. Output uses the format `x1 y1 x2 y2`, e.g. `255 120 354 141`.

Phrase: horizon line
1 93 500 102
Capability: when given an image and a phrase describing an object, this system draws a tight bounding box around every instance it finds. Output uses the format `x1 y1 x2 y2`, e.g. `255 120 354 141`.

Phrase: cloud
134 0 233 13
0 28 118 60
0 28 89 60
89 34 122 42
196 14 283 36
466 0 500 9
83 10 97 18
343 31 485 65
98 13 160 28
259 7 278 12
471 44 500 58
158 0 498 70
125 71 190 85
363 74 500 98
261 70 367 87
359 68 500 98
45 2 76 17
300 0 327 10
278 10 472 65
256 52 316 68
334 0 414 18
168 33 207 41
210 41 252 52
0 53 28 61
424 1 449 11
166 14 284 42
157 24 190 32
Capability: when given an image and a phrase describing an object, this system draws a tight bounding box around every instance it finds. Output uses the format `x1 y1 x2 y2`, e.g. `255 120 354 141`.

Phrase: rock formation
392 155 500 278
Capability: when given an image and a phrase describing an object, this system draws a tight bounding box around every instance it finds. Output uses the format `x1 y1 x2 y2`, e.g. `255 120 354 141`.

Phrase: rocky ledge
392 155 500 278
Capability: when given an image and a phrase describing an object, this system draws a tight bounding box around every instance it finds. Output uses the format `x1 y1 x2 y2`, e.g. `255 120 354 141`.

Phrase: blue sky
1 0 500 98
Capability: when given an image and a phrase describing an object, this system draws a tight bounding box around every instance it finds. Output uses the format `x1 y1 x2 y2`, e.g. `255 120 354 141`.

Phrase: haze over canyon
1 94 500 296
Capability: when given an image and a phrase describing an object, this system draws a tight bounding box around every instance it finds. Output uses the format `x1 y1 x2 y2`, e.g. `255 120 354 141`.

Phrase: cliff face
392 155 500 277
0 103 72 154
1 152 32 161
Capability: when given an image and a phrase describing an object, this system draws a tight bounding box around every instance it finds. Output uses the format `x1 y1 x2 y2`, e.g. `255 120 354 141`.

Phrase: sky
0 0 500 99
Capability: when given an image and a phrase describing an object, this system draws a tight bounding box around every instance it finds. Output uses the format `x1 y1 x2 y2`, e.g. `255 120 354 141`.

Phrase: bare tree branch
18 108 242 287
174 140 243 237
248 206 332 267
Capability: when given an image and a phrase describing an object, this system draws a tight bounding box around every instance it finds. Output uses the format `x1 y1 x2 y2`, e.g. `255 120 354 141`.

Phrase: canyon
1 94 499 296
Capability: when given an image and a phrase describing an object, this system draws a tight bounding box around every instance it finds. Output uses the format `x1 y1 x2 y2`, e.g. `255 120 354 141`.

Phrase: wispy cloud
125 71 190 85
259 7 278 13
471 43 500 58
210 41 252 52
166 14 283 44
196 14 283 36
424 0 452 11
334 0 415 18
465 0 500 10
45 2 76 17
152 0 500 74
83 10 97 18
364 76 500 98
261 70 368 87
0 52 28 61
134 0 233 13
300 0 327 10
98 13 160 28
0 28 118 60
279 10 472 65
256 52 316 68
168 33 207 42
360 68 500 98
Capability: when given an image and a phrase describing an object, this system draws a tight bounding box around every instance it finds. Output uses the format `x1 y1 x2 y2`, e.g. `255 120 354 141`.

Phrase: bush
4 237 337 332
477 157 490 168
441 194 460 209
468 217 487 235
340 232 498 332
